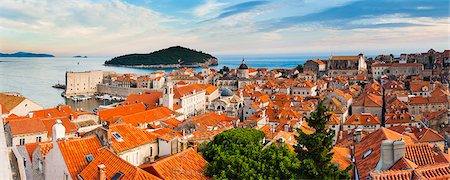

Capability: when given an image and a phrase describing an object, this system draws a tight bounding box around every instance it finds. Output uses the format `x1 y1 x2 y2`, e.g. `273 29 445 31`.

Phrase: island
73 55 88 58
0 52 54 57
104 46 218 68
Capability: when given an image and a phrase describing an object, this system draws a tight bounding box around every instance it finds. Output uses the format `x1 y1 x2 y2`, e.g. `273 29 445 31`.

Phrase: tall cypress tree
294 101 353 179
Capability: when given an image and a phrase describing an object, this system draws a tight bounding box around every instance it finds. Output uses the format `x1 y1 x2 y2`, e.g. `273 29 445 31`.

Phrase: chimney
98 164 106 180
28 112 33 118
354 128 362 143
57 105 61 111
52 119 66 142
380 139 405 170
405 127 411 133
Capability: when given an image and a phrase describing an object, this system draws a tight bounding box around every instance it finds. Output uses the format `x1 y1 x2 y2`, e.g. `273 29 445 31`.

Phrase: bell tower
162 76 174 110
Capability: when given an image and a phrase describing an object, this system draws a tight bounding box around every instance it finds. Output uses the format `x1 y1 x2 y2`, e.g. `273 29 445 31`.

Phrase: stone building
372 63 423 79
327 54 367 77
65 70 103 97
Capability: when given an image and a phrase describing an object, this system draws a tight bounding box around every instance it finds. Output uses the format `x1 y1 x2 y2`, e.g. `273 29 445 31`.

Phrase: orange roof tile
0 93 25 112
410 81 431 92
123 92 162 107
355 128 414 179
108 123 158 153
98 103 147 122
41 117 77 137
404 143 436 166
140 148 207 180
58 136 102 179
32 105 77 119
119 107 174 127
353 93 382 107
331 147 352 171
344 113 380 125
330 56 360 61
8 118 47 135
79 148 160 180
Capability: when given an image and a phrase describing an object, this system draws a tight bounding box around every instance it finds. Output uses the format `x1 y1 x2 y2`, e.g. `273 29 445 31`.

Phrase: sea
0 55 327 111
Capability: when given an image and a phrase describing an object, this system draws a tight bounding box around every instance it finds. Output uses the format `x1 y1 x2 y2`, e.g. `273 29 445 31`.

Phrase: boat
52 82 66 89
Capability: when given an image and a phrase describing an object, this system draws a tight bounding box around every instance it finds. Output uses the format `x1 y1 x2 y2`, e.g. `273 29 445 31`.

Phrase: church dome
238 59 248 69
221 88 234 97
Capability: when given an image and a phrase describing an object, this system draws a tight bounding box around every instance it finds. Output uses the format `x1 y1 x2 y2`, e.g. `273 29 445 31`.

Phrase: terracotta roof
330 55 361 61
385 113 415 124
120 107 174 127
24 141 53 160
161 118 182 129
108 123 158 153
98 103 147 122
390 156 418 170
149 128 182 142
414 163 450 179
57 136 102 179
409 96 448 105
140 148 207 180
410 81 431 92
353 93 382 107
79 148 160 180
355 128 414 179
313 59 326 65
173 84 205 98
370 169 412 180
331 147 352 171
8 118 47 135
123 92 162 107
41 117 77 137
32 105 77 119
344 113 380 125
404 143 436 166
0 93 25 112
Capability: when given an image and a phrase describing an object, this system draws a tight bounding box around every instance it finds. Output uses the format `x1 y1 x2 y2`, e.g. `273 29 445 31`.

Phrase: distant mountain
104 46 218 68
0 52 54 57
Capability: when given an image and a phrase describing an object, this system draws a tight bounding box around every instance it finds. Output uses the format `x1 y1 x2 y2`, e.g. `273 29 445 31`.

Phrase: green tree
294 101 353 179
203 128 299 180
295 64 304 73
218 66 230 74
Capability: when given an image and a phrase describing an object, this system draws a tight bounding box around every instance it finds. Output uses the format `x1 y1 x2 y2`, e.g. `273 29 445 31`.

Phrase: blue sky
0 0 449 56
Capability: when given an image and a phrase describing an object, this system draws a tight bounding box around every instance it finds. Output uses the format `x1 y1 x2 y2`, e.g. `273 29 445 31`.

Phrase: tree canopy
203 128 300 180
105 46 217 66
294 101 353 179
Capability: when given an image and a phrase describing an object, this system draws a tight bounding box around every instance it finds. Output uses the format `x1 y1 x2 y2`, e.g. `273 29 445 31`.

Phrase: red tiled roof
8 118 47 135
108 123 157 153
122 92 162 107
344 113 380 125
78 148 160 180
32 105 77 119
140 148 207 180
58 136 102 179
120 107 174 127
98 103 147 122
404 143 436 166
41 117 77 137
355 128 414 179
353 93 382 107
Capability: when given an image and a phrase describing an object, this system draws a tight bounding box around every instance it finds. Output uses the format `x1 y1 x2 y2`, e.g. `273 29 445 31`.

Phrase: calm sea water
0 55 326 109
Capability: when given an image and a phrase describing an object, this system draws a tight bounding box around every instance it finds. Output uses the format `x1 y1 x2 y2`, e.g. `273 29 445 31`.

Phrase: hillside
0 52 54 57
104 46 218 67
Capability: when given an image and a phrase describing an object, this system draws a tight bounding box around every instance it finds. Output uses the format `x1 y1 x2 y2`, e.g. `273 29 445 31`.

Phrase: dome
238 59 248 69
221 88 234 97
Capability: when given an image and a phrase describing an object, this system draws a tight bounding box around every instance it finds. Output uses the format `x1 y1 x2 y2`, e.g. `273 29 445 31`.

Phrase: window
85 154 94 163
19 138 25 145
111 132 124 142
363 149 373 159
23 158 26 167
112 172 124 180
36 136 41 142
150 147 153 157
38 158 43 173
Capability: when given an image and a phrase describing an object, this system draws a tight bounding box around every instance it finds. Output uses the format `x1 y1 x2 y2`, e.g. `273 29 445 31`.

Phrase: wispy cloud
193 0 228 17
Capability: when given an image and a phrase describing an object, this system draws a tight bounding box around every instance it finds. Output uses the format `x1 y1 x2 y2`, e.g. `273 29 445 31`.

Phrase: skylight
85 154 94 163
112 172 124 180
112 132 124 142
363 149 373 159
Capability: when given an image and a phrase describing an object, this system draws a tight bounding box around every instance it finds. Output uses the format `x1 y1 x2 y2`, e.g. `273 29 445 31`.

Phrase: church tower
238 58 249 78
162 76 174 110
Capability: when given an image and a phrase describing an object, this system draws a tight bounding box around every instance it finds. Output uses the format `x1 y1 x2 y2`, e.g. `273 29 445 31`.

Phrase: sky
0 0 449 56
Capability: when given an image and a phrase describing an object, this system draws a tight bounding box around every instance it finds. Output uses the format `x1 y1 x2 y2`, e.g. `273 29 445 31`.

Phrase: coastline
103 58 219 69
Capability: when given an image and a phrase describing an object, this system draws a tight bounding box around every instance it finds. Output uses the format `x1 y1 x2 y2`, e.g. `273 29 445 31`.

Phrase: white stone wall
45 143 72 180
65 70 103 96
9 99 43 117
119 142 158 166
